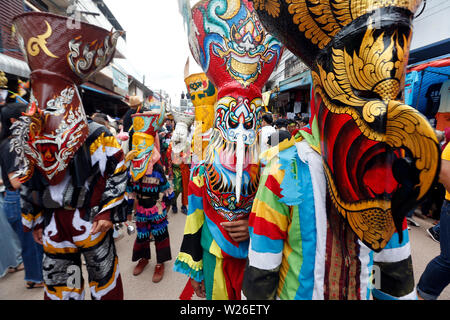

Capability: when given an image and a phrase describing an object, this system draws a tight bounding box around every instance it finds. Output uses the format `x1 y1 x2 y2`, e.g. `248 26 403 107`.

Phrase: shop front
405 56 450 130
268 70 312 119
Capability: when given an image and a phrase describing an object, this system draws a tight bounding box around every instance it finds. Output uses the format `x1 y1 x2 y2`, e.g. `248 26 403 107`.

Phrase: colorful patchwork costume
126 105 174 269
175 0 283 299
11 12 126 300
170 109 195 214
242 0 440 300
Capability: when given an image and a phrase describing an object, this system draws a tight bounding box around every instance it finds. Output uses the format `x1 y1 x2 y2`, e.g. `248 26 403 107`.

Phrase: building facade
0 0 155 118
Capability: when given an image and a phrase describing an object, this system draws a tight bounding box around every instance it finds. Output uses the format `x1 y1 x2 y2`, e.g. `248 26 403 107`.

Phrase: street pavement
0 201 449 300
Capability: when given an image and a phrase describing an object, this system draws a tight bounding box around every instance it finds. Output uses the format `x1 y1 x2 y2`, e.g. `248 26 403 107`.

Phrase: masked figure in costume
125 103 174 283
174 0 283 300
184 69 217 165
11 12 127 300
169 109 195 214
242 0 440 300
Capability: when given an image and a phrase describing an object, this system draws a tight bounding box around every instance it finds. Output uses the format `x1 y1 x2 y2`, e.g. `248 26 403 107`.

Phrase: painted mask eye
228 117 239 129
244 120 253 130
231 25 243 43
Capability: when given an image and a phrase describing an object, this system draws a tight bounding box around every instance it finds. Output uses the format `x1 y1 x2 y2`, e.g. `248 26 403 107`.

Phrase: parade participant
175 0 283 300
159 113 174 177
11 12 127 300
242 0 440 300
123 95 144 154
183 65 217 165
125 102 174 283
170 109 195 214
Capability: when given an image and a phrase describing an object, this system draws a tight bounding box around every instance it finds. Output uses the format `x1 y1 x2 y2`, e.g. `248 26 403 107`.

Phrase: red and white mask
11 12 120 185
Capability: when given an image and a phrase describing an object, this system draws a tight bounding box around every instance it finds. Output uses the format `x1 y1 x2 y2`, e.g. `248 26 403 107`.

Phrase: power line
415 3 450 22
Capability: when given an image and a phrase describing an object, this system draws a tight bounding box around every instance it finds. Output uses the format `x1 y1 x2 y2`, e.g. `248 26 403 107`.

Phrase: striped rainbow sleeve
243 158 289 299
249 160 289 267
173 165 206 282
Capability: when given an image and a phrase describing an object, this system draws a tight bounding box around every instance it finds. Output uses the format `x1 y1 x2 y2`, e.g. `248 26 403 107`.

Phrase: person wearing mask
126 108 174 282
11 12 127 299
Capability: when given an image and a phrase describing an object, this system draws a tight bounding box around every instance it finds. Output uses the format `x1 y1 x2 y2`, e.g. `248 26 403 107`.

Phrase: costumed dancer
11 12 127 300
183 59 217 165
170 108 195 214
174 0 283 300
125 101 174 283
242 0 440 300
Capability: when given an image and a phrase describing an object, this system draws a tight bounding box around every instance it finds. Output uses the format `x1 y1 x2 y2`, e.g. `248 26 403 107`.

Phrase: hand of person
190 278 206 298
221 218 249 242
90 219 113 235
32 227 43 245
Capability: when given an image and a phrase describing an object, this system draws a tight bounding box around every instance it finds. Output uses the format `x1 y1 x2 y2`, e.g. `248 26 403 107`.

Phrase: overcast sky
103 0 203 104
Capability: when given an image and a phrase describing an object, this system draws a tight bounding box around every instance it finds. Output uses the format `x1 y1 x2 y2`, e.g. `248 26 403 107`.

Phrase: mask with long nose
186 0 283 221
11 12 121 185
252 0 440 251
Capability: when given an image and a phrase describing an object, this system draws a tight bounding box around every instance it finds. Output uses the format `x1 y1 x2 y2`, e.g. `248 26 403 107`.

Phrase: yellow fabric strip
176 252 203 272
183 208 205 235
211 255 228 300
89 133 122 155
99 195 124 214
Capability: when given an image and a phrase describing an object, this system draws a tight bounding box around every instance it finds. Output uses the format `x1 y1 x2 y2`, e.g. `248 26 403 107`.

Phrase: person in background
299 116 310 129
0 169 24 279
0 72 8 107
287 119 298 136
274 118 288 131
259 113 276 157
0 102 44 289
417 142 450 299
418 130 446 220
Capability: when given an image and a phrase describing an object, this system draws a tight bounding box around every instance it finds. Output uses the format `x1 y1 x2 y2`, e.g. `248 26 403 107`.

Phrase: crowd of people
0 80 449 300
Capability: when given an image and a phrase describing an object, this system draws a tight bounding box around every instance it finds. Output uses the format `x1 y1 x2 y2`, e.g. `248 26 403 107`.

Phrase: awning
278 70 312 93
408 56 450 72
80 82 125 100
0 53 30 78
408 38 450 66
